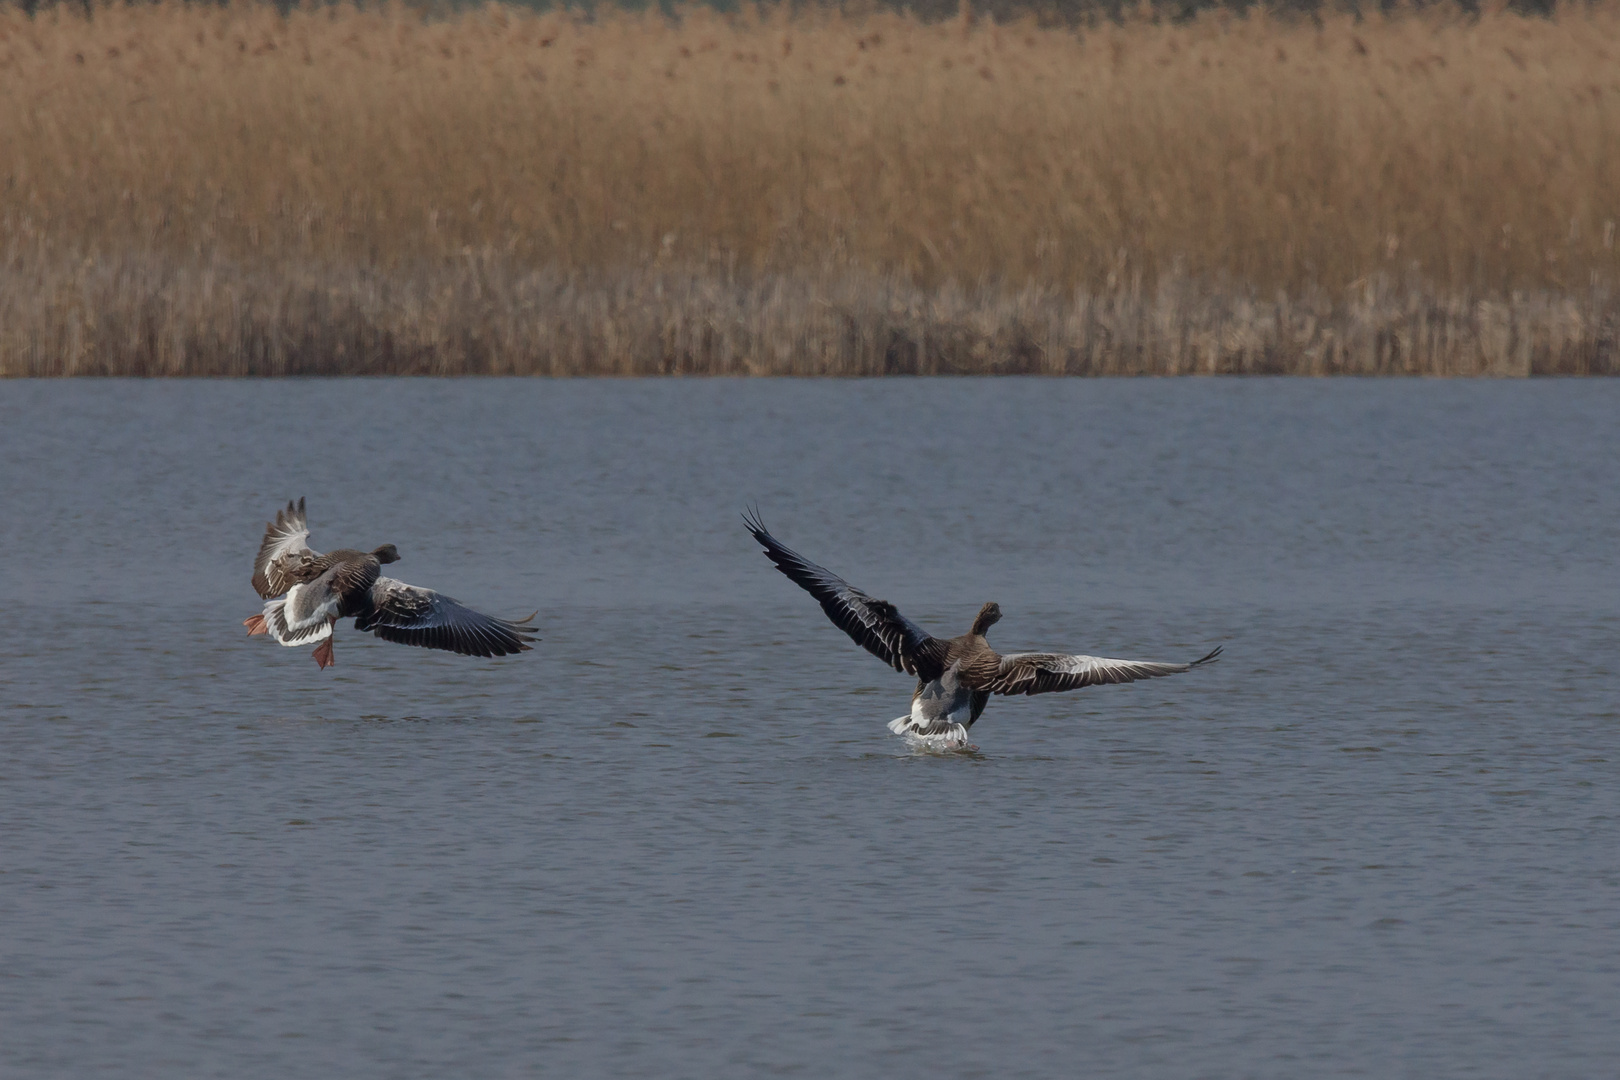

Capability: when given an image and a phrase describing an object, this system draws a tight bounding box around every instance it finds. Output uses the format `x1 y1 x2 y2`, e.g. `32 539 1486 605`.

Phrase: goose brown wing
985 646 1222 696
744 510 945 680
251 497 324 599
354 577 538 658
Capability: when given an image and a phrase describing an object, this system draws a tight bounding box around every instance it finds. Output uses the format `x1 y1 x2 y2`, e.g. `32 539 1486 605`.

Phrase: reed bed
5 1 1620 375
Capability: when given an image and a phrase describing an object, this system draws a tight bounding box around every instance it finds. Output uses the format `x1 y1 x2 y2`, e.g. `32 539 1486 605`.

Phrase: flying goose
744 510 1220 747
245 498 538 669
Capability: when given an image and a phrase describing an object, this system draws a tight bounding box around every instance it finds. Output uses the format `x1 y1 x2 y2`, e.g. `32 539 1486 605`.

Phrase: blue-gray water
1 379 1617 1078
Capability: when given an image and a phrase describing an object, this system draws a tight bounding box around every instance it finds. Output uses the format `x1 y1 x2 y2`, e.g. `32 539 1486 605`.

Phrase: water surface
1 379 1617 1078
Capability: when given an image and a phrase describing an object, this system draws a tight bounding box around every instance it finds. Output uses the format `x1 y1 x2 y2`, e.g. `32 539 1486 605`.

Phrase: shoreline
4 256 1615 377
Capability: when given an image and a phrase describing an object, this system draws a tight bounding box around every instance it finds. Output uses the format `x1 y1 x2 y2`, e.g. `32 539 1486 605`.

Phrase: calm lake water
1 378 1617 1078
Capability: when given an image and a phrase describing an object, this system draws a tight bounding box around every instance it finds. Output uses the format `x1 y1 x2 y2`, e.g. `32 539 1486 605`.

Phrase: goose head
971 601 1002 636
372 544 401 564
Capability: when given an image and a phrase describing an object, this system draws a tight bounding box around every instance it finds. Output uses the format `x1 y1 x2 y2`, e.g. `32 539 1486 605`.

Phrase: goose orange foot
244 614 268 635
311 639 335 669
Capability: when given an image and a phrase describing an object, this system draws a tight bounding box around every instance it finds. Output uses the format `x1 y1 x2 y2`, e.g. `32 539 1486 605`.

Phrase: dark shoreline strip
5 256 1617 377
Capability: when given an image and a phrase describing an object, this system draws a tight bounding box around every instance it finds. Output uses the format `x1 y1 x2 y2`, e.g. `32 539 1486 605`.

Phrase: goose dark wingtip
741 505 769 542
1191 645 1223 667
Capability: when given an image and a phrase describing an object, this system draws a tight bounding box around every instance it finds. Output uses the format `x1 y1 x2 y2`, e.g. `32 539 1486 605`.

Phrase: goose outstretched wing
354 577 538 658
744 510 945 680
984 646 1222 696
252 497 324 599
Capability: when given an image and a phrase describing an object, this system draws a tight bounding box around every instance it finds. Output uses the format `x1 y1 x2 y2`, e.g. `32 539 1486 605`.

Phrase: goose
244 498 538 669
744 510 1220 748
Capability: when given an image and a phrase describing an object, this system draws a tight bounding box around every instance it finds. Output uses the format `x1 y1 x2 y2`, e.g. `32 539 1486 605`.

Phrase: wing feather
744 509 943 679
986 646 1222 696
355 577 538 658
251 497 324 599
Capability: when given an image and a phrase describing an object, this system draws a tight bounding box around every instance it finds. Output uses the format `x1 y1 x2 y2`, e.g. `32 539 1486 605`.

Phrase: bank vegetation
4 1 1618 374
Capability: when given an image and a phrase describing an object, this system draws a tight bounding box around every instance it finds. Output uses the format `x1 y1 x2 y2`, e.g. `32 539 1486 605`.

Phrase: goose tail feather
256 599 335 647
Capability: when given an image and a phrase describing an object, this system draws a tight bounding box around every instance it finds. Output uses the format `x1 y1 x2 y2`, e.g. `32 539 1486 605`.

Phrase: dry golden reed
4 0 1620 375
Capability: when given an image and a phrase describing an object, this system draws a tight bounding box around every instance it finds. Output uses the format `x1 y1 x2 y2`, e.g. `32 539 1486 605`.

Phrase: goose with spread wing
244 498 538 669
744 510 1219 747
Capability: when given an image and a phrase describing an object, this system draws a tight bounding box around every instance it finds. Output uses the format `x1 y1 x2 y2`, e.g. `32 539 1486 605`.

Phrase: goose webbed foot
244 614 268 635
311 638 334 669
